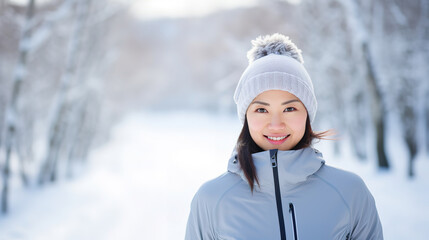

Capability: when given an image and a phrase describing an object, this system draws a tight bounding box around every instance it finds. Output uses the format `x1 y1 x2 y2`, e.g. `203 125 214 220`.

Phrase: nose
268 113 285 130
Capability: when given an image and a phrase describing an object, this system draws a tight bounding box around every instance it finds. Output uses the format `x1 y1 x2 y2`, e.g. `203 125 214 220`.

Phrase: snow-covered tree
0 0 124 214
374 0 429 177
1 0 36 214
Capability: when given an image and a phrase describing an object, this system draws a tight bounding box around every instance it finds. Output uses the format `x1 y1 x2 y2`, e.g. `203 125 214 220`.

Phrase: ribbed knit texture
234 54 317 123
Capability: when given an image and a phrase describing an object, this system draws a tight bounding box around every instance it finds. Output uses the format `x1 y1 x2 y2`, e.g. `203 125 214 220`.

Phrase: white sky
128 0 259 19
9 0 300 20
9 0 52 5
9 0 257 19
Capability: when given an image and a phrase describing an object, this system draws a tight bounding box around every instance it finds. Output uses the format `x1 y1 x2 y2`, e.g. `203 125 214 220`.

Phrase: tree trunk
362 42 389 169
38 0 90 184
403 103 418 178
38 103 67 184
406 132 418 178
0 0 5 13
1 0 35 214
427 97 429 156
342 0 390 169
348 92 368 161
16 134 29 186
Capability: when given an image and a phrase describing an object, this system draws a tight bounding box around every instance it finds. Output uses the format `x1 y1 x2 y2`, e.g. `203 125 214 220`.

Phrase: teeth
267 136 287 141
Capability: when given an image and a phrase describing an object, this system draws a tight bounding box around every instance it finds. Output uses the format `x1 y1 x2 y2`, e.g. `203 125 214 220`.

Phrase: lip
264 134 290 145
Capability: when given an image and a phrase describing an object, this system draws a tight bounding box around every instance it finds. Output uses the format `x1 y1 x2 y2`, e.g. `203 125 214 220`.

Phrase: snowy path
0 111 428 239
0 111 239 240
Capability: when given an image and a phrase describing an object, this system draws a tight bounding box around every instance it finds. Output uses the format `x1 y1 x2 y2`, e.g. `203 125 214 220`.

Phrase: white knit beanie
233 33 317 124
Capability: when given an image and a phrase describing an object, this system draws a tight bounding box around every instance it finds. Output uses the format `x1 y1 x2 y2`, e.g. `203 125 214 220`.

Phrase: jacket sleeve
185 189 216 240
350 177 384 240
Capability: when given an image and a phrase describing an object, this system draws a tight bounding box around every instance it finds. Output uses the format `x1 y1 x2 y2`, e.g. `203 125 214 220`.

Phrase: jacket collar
228 147 325 192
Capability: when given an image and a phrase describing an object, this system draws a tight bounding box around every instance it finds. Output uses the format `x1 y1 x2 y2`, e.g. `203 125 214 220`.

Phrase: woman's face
246 90 308 151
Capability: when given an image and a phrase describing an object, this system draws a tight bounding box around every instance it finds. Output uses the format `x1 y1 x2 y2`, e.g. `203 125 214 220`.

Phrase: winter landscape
1 0 429 239
1 111 428 239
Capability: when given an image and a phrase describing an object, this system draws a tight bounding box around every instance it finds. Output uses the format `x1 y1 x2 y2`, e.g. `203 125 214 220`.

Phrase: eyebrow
251 99 300 106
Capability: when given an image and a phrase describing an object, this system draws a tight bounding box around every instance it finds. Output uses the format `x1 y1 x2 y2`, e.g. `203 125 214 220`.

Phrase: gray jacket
185 147 383 240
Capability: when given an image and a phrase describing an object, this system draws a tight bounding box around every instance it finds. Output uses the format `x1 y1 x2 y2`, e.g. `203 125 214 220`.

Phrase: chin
278 146 293 151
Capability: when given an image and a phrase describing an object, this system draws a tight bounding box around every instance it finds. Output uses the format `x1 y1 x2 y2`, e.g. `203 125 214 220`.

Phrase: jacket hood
228 147 325 191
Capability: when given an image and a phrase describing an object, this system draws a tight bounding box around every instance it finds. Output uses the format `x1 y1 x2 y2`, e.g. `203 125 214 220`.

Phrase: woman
185 33 383 240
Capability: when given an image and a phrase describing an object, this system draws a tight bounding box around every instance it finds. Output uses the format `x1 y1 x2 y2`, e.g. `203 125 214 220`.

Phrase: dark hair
236 115 330 192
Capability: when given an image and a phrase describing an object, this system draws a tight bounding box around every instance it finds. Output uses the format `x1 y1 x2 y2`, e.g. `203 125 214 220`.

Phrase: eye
256 108 268 113
284 107 296 112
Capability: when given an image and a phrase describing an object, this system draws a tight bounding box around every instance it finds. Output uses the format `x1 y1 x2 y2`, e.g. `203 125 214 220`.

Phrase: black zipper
289 203 298 240
270 149 287 240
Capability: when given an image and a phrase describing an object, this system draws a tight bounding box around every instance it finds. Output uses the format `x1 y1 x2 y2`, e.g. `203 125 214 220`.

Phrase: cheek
247 115 265 134
287 114 307 133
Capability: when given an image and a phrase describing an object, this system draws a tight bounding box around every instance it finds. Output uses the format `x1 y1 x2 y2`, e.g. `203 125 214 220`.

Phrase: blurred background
0 0 428 239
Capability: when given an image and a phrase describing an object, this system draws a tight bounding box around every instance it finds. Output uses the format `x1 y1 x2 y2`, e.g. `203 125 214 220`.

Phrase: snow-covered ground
0 111 428 239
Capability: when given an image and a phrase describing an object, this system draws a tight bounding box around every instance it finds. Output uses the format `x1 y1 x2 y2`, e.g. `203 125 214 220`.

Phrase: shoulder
313 165 373 204
192 172 243 208
315 165 368 191
186 172 244 239
313 165 383 238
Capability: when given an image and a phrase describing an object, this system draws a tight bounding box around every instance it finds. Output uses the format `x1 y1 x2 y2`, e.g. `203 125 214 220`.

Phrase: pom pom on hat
246 33 304 64
234 33 317 124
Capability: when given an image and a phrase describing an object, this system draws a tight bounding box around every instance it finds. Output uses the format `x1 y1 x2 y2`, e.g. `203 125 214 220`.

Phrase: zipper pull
270 149 278 167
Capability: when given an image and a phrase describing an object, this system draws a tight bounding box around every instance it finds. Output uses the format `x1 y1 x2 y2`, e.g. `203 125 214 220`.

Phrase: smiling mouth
266 135 288 141
264 135 290 143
